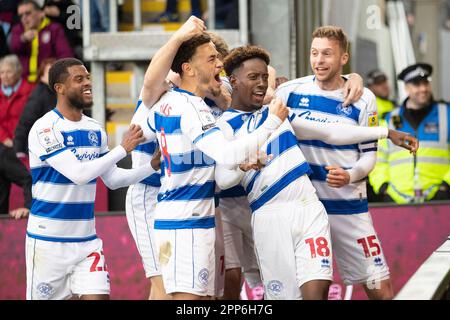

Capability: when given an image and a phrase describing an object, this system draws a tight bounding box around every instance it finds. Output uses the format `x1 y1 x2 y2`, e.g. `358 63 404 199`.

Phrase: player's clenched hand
173 15 206 43
268 98 289 122
151 148 162 171
342 73 363 107
325 165 350 188
387 129 419 155
121 124 145 153
239 151 273 172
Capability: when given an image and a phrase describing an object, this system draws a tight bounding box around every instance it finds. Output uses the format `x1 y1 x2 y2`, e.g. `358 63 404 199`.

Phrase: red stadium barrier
1 203 449 300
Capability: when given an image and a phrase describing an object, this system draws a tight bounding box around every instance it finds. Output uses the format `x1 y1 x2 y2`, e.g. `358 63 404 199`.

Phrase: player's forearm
196 114 282 165
291 116 388 144
346 152 377 183
215 164 244 190
142 36 183 107
101 164 157 190
47 146 127 185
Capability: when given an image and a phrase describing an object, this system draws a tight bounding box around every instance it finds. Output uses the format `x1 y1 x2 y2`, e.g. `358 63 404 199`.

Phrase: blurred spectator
43 0 83 59
79 0 110 32
152 0 202 23
0 54 33 216
366 69 397 202
0 27 9 58
366 69 397 119
203 0 238 29
369 63 450 203
0 0 20 30
14 58 56 157
10 0 73 83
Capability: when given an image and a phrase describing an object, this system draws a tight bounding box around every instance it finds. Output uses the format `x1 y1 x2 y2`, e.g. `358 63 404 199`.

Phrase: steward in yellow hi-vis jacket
369 63 450 203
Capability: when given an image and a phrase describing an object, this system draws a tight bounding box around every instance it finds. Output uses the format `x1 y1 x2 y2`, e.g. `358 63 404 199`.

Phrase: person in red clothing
0 54 33 218
10 0 74 83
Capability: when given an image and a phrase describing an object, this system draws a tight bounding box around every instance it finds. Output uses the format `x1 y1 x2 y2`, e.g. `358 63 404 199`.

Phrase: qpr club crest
267 280 283 296
37 282 54 299
198 268 209 286
88 130 99 146
336 103 352 116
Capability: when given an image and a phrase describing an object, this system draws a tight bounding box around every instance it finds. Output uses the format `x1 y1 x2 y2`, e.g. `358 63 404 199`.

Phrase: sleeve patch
37 127 64 154
197 108 216 130
368 112 379 127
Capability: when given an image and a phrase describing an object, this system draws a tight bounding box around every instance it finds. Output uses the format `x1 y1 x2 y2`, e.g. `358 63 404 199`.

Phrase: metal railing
82 0 248 47
395 235 450 300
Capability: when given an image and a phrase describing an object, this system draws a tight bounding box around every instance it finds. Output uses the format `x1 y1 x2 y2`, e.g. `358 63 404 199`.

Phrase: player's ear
229 74 238 91
341 51 349 66
54 82 64 95
182 62 194 77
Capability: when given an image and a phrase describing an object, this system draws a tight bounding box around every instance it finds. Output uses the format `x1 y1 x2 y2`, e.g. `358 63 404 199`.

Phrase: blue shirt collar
1 78 22 97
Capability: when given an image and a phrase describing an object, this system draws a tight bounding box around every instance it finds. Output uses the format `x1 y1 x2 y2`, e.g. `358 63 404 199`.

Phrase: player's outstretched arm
290 113 388 144
192 99 288 165
387 129 419 154
44 125 145 185
290 115 419 153
101 147 161 190
142 16 206 108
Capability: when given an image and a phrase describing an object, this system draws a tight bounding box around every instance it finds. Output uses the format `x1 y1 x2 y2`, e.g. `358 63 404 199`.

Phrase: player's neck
179 80 206 99
230 95 258 113
315 75 345 91
56 103 83 121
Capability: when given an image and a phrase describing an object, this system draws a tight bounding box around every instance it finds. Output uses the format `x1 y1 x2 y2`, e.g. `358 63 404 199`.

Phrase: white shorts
220 196 261 287
252 198 333 300
26 236 110 300
125 183 161 278
328 212 390 285
154 227 216 296
214 208 225 297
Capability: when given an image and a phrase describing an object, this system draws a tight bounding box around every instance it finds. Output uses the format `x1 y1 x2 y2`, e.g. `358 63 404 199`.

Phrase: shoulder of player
352 87 376 108
276 75 314 92
30 109 61 133
82 114 104 129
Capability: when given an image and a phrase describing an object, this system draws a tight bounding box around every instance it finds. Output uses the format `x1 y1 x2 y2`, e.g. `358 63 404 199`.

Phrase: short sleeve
28 120 67 161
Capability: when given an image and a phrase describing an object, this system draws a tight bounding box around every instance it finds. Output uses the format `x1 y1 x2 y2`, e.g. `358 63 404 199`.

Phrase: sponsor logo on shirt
299 97 310 107
298 110 339 123
321 258 331 268
66 135 75 146
71 149 100 161
374 256 384 267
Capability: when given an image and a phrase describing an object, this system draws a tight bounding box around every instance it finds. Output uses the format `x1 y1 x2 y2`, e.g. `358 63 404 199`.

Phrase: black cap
397 63 432 84
366 69 387 86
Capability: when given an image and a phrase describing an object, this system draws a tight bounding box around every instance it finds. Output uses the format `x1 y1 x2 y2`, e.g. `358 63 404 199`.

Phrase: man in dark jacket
14 58 57 156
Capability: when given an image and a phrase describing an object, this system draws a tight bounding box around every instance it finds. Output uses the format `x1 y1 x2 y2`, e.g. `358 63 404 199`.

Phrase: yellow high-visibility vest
375 96 396 119
369 102 450 203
